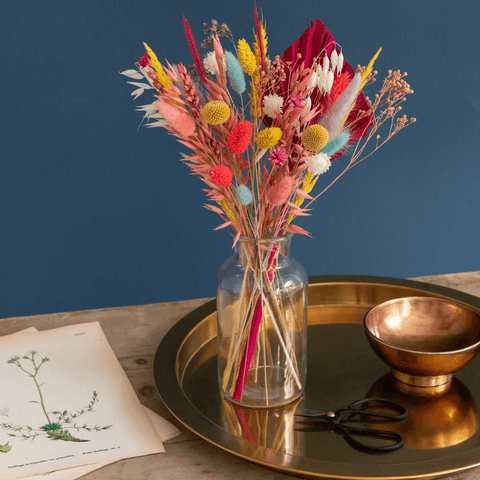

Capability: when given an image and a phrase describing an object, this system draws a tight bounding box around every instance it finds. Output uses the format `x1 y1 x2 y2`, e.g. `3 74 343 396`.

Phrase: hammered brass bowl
364 296 480 395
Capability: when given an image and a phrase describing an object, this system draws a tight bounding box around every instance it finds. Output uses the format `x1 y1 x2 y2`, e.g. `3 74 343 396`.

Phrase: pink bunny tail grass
254 5 265 71
157 100 196 137
232 298 263 400
183 16 208 86
266 176 295 206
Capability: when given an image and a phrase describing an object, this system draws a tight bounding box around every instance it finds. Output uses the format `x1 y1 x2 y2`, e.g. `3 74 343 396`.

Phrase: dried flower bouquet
122 8 415 403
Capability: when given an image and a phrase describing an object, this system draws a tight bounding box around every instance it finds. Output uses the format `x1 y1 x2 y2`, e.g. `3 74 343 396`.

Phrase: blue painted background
1 1 479 318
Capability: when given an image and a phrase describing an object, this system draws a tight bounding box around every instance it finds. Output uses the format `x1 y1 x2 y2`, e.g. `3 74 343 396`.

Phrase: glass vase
216 234 308 408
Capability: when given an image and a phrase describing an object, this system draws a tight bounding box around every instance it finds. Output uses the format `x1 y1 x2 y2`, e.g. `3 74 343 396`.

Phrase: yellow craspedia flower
256 127 282 150
237 39 257 75
302 125 329 152
202 101 231 125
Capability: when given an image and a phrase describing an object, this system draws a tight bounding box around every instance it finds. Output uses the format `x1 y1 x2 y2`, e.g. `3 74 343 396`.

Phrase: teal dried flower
235 185 253 205
225 51 246 95
322 131 350 157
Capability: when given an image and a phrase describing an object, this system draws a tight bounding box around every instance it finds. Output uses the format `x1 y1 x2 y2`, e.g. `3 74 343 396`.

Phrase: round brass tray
154 275 480 479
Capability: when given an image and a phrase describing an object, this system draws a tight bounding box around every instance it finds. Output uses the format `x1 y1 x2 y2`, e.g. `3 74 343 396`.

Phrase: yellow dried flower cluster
301 125 329 152
218 199 236 224
361 47 382 89
143 42 172 88
256 127 282 149
202 101 231 125
237 39 257 75
249 24 268 117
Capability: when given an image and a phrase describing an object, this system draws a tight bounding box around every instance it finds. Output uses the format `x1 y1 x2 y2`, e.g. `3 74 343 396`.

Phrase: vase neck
235 235 292 269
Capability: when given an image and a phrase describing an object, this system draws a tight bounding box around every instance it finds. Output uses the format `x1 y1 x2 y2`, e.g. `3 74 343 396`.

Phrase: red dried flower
227 121 253 154
209 165 233 187
326 72 351 113
138 53 150 68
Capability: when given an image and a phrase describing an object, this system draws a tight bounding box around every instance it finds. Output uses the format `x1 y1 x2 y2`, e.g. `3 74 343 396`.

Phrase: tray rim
153 275 480 480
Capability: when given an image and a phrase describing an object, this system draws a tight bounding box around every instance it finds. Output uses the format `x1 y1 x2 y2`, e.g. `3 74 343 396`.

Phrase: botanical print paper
11 407 181 480
144 405 180 443
0 322 165 480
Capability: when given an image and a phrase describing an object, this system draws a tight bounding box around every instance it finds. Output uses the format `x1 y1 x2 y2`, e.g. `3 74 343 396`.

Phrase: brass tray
154 275 480 479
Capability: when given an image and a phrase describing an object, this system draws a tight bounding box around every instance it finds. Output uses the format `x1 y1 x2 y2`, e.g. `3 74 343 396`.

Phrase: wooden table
1 271 480 480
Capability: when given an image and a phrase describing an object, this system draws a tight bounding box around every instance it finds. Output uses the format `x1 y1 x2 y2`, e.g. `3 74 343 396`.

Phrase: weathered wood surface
1 271 480 480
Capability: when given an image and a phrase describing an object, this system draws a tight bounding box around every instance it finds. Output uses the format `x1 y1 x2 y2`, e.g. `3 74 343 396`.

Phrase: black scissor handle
347 397 408 421
339 424 404 453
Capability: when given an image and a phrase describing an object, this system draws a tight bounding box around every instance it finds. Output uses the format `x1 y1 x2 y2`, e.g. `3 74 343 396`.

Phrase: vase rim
236 233 293 243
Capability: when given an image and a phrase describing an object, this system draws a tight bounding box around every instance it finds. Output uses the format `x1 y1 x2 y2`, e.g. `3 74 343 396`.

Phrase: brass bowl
366 374 479 449
364 296 480 395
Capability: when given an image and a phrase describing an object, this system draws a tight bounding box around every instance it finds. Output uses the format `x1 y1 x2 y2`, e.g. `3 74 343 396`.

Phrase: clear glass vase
216 234 308 408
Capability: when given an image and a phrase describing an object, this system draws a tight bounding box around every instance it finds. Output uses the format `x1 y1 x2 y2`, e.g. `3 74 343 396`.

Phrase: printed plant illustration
1 351 112 442
0 442 11 453
0 409 11 453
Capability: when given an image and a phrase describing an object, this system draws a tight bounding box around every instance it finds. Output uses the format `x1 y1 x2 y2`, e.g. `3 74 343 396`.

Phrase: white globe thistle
203 51 221 75
263 94 284 118
305 152 331 175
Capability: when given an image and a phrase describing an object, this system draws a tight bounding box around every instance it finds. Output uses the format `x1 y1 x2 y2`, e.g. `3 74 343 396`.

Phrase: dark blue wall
1 1 479 318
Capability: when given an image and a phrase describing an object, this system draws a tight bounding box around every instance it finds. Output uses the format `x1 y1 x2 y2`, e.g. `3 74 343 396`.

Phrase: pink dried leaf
164 84 183 96
289 208 311 217
210 194 225 201
176 139 196 149
206 79 228 98
295 189 313 200
203 204 226 214
214 220 234 230
165 60 180 82
300 105 322 124
212 34 226 86
286 224 313 237
232 230 242 248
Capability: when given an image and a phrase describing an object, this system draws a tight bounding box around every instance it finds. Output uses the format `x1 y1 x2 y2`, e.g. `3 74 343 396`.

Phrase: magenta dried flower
290 94 304 109
269 148 288 168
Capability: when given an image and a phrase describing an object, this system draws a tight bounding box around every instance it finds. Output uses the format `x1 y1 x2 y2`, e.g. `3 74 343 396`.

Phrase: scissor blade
295 407 327 417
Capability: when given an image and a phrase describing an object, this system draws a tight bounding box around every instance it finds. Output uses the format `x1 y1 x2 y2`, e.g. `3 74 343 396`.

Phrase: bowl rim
363 296 480 355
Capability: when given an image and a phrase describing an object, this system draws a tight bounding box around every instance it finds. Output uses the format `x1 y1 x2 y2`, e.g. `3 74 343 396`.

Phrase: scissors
295 397 408 453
